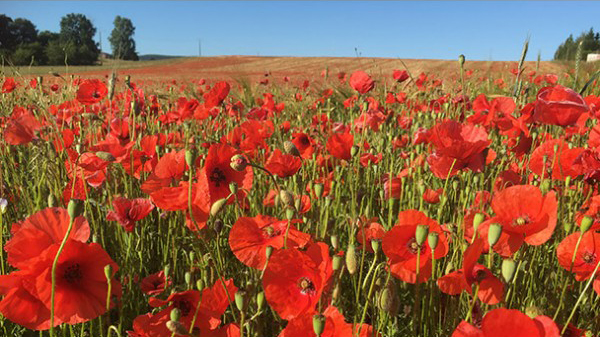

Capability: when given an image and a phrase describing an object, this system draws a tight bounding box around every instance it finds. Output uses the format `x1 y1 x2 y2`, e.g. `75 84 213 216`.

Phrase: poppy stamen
297 277 315 295
210 168 227 187
582 251 597 264
174 299 192 317
63 263 83 284
513 215 531 227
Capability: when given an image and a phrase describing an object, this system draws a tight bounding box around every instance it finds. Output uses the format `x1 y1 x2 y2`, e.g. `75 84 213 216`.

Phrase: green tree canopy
554 27 600 60
108 16 138 60
56 13 100 65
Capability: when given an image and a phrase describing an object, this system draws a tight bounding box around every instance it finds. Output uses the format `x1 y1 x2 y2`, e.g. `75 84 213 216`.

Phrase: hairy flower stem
50 216 75 336
553 232 585 320
561 259 600 335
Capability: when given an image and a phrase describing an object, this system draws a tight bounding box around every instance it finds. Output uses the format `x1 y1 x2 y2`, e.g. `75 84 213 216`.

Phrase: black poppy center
174 299 192 317
210 168 227 187
63 263 83 284
92 91 101 99
298 277 315 295
582 251 597 264
407 238 419 254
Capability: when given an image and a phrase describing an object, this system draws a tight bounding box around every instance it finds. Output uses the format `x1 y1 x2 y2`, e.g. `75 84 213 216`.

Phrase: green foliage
12 42 45 65
109 16 138 61
554 27 600 60
56 13 100 65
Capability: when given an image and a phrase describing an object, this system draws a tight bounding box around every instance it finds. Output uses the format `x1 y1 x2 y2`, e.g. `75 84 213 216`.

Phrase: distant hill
138 54 186 61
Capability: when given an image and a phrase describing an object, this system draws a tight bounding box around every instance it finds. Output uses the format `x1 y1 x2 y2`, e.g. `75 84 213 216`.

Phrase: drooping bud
458 54 466 67
47 194 57 208
185 148 197 167
427 232 439 251
230 154 248 171
488 223 503 247
185 272 192 287
166 320 188 336
501 258 517 283
345 244 357 275
350 145 360 157
415 225 429 246
371 239 381 253
170 308 181 322
378 281 399 315
229 182 238 195
332 255 343 271
581 216 593 234
96 151 116 162
279 189 295 208
331 235 339 250
235 289 247 313
283 141 301 157
314 183 324 198
104 264 113 281
210 198 228 217
256 291 265 310
312 314 326 336
265 246 274 260
473 213 485 232
285 207 295 220
213 219 224 234
67 198 84 219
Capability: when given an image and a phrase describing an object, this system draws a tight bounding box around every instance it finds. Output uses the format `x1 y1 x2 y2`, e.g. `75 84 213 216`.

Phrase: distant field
0 55 582 86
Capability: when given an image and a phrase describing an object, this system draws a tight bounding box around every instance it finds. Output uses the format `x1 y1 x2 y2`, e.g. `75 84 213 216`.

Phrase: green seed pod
210 198 228 217
229 182 238 195
345 244 357 275
488 223 503 247
427 232 439 251
230 154 248 171
185 272 192 287
285 207 295 220
581 216 593 234
235 289 247 313
67 199 84 219
265 246 274 260
473 213 485 232
415 225 429 246
185 148 197 167
314 183 324 198
256 291 265 310
47 194 57 208
170 308 181 322
196 279 204 291
104 264 113 281
332 255 343 271
95 151 116 162
312 314 326 336
283 141 301 157
501 258 517 283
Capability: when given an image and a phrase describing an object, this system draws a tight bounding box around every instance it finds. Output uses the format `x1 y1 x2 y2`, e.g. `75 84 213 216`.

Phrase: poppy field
1 51 600 337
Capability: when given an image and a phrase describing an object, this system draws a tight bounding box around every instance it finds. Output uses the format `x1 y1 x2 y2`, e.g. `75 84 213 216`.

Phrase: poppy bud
488 223 503 247
170 308 181 322
452 180 459 191
196 279 204 291
285 207 295 220
540 179 551 194
92 233 99 243
502 258 517 283
313 314 326 336
75 143 83 154
185 272 192 287
67 199 84 219
279 189 294 208
371 239 381 253
166 320 188 336
104 264 113 281
235 289 247 313
230 154 248 171
332 255 343 271
346 244 358 275
37 76 43 85
332 282 341 302
47 194 57 208
185 148 197 167
164 264 171 279
229 182 238 195
314 183 324 198
283 141 301 157
96 151 116 162
124 75 131 88
445 261 454 275
378 282 398 315
581 216 593 233
331 235 340 251
265 246 274 260
350 145 360 157
256 291 265 310
473 213 485 232
213 219 224 234
415 225 429 246
525 306 544 318
458 54 466 67
427 232 439 250
294 198 302 212
210 198 228 217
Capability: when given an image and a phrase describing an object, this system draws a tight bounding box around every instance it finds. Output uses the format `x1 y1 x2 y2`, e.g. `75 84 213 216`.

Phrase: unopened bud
166 320 188 336
185 272 192 287
185 148 197 167
235 289 247 312
346 244 357 275
581 216 593 233
488 223 502 247
314 183 324 198
67 199 84 219
229 182 238 195
210 198 228 217
371 239 381 253
170 308 181 322
283 141 301 157
313 314 326 336
196 279 204 291
256 291 265 310
265 246 274 260
458 54 466 67
473 213 485 232
350 145 360 157
96 151 116 162
47 194 57 208
285 207 295 220
230 154 248 171
501 258 517 283
332 255 343 271
104 264 113 280
279 190 294 208
213 219 223 234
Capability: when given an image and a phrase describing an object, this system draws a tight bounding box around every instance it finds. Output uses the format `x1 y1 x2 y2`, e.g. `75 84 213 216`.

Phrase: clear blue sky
2 1 598 61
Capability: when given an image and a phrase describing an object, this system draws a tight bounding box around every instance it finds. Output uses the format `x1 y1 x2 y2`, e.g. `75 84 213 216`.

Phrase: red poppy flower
326 132 354 161
574 195 600 231
203 143 254 203
139 271 170 296
349 71 375 94
557 231 600 293
469 94 516 130
393 69 409 83
423 188 443 204
452 308 559 337
263 242 333 320
528 139 583 180
154 149 188 180
4 207 89 269
76 79 108 105
381 173 403 199
533 85 589 126
382 210 449 284
356 218 385 253
3 108 42 145
265 149 302 178
480 185 557 257
2 77 16 93
106 197 155 232
279 305 375 337
204 81 230 109
437 238 504 304
229 215 311 269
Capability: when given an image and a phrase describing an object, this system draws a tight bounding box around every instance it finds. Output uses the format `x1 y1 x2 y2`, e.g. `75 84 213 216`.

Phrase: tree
0 14 15 54
10 18 37 46
108 16 138 60
554 27 600 60
55 13 100 65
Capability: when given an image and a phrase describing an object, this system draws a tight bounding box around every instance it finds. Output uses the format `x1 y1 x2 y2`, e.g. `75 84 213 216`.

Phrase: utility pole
99 31 103 65
198 39 202 57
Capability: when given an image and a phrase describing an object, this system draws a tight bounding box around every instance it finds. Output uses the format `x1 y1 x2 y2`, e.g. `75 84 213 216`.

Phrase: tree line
554 27 600 61
0 13 138 66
